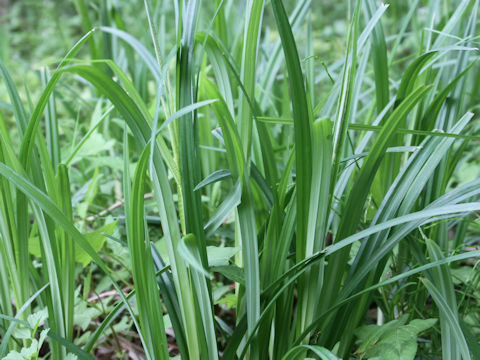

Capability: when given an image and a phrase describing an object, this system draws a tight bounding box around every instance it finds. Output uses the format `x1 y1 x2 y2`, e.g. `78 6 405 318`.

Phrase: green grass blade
271 0 312 278
204 180 241 237
320 84 432 317
364 0 389 112
422 278 471 360
194 169 232 191
282 345 340 360
125 145 169 360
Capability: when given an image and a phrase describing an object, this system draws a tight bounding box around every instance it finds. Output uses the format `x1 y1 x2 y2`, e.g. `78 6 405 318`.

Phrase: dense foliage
0 0 480 359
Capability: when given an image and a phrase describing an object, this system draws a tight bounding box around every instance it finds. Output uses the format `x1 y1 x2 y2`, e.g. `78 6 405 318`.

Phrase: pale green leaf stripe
98 26 163 82
330 0 361 190
156 99 218 134
178 235 213 280
422 278 471 360
325 203 480 256
425 240 460 360
196 33 235 116
282 345 340 360
204 180 241 236
431 0 471 48
357 2 389 52
202 77 245 178
238 0 264 157
236 3 265 354
348 123 480 141
182 236 219 359
194 169 231 191
341 146 422 162
297 118 332 335
363 0 389 111
126 145 169 360
256 116 480 141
